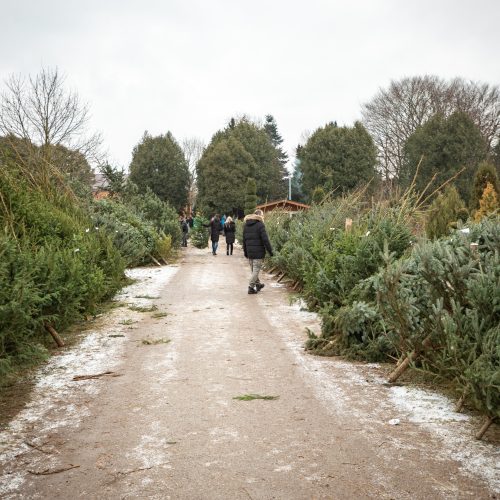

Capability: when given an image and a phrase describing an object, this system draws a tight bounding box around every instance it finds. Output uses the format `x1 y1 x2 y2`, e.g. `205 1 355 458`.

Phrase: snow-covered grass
0 266 178 498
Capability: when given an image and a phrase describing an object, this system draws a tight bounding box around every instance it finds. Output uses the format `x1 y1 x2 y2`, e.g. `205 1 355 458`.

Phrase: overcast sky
1 0 499 170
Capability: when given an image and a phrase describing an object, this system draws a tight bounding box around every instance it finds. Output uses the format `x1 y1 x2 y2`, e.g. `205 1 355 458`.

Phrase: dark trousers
226 243 233 255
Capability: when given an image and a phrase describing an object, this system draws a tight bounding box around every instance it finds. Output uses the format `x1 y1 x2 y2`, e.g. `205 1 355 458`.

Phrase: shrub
426 185 467 239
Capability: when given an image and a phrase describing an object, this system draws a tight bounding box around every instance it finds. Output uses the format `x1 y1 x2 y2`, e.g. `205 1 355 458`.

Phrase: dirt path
1 245 498 499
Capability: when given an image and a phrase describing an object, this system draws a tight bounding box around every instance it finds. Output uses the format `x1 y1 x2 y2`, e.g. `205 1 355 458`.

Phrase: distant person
242 209 273 294
204 214 221 255
220 214 226 234
224 216 236 255
180 216 189 247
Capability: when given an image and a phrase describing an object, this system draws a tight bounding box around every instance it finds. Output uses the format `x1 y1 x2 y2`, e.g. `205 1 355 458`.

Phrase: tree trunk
44 323 65 347
475 416 495 440
388 335 432 383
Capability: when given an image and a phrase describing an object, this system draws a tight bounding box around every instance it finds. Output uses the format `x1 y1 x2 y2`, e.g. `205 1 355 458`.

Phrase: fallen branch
72 371 118 381
44 323 64 347
24 441 52 454
29 464 80 475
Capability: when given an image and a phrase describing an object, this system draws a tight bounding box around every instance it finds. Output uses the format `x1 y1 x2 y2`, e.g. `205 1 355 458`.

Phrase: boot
256 283 265 291
248 285 258 294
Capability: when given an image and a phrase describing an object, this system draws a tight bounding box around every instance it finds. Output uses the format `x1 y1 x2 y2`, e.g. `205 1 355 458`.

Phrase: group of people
204 214 236 256
180 209 274 294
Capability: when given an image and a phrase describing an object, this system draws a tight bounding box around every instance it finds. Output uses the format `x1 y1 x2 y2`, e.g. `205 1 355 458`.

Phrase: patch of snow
0 265 178 496
263 288 500 494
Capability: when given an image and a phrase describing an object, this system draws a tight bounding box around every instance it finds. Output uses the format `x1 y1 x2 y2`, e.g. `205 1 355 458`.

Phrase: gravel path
0 245 498 499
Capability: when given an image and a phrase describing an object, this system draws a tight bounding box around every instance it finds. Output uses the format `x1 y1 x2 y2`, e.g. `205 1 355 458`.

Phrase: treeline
293 76 500 216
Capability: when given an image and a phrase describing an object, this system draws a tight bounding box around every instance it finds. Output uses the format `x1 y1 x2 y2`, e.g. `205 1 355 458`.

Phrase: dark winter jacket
224 221 236 244
242 214 273 259
208 217 220 242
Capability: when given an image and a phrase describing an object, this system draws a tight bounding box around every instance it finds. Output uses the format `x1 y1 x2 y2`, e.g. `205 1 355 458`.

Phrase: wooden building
256 199 310 215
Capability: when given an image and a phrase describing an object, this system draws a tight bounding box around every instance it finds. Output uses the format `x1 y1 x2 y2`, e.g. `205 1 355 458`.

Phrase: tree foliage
298 121 377 200
475 182 499 221
196 136 254 215
426 185 467 239
470 161 500 211
362 75 500 180
129 131 189 210
402 111 487 204
244 177 257 215
196 117 287 214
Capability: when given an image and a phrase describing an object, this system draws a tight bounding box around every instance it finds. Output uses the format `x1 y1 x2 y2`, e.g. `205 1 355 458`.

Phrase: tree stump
475 416 495 440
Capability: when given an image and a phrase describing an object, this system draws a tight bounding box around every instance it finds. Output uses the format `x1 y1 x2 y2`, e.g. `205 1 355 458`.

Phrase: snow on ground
0 266 178 498
262 289 500 494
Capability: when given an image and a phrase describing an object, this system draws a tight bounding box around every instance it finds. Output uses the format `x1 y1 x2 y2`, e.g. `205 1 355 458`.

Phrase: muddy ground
0 245 499 499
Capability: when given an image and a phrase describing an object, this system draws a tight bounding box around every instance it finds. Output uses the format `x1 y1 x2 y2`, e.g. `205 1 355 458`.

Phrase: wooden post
475 416 495 440
345 218 353 232
44 323 65 347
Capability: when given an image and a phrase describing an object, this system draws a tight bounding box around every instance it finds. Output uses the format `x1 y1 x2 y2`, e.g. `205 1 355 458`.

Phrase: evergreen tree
129 131 189 210
196 137 254 214
426 185 467 239
298 121 377 200
402 112 487 204
311 186 326 205
244 177 257 215
475 183 499 221
264 114 288 166
214 117 287 201
470 161 500 210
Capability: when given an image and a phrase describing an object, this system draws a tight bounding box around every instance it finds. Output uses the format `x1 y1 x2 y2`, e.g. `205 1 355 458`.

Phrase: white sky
1 0 499 170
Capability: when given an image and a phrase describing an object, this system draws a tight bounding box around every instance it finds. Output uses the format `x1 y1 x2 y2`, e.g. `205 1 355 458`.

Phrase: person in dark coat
224 216 236 255
242 209 273 294
204 214 221 255
180 216 189 247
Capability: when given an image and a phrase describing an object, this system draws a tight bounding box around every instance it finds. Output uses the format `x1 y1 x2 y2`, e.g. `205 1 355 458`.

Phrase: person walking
180 216 189 247
224 216 236 255
242 209 273 294
205 214 221 255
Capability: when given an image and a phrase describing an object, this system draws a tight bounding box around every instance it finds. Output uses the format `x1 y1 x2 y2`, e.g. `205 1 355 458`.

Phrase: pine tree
475 182 499 221
244 178 257 215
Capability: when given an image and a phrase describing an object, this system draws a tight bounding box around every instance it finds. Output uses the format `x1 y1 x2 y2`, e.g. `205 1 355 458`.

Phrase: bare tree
0 67 103 165
362 75 500 181
181 136 205 214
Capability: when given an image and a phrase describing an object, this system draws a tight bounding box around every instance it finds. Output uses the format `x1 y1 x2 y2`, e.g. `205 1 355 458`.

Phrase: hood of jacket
244 214 264 226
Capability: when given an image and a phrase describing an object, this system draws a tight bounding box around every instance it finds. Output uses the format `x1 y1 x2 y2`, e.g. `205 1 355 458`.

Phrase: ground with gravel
0 244 498 499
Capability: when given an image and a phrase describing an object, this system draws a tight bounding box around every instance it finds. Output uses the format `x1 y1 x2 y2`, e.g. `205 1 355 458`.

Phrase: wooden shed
256 199 310 215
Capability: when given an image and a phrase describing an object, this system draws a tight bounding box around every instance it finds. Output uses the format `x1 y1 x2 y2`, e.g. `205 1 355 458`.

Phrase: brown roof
256 199 310 211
